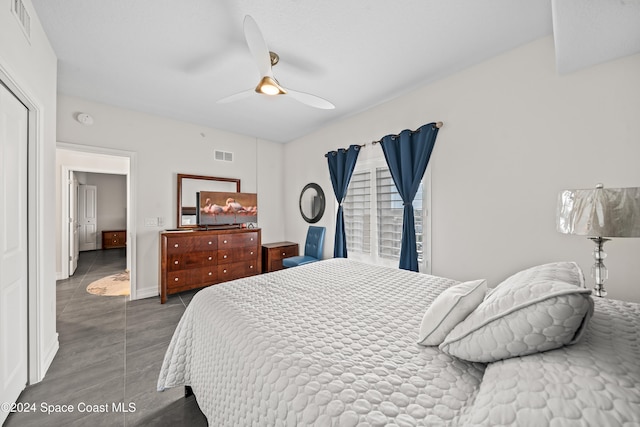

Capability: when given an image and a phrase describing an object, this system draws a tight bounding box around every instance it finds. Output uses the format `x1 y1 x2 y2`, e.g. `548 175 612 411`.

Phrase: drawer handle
174 278 179 282
174 260 179 265
208 241 212 245
223 269 227 273
208 256 212 261
250 251 254 255
282 252 285 256
174 244 179 248
250 265 254 269
223 255 228 259
250 238 254 241
208 272 213 276
223 240 228 244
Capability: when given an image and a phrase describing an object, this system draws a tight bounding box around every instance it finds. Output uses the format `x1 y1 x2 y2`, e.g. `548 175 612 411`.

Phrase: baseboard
38 333 59 383
133 287 159 301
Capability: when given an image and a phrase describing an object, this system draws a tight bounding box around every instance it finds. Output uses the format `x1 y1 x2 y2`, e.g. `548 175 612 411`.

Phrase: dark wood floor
4 249 208 426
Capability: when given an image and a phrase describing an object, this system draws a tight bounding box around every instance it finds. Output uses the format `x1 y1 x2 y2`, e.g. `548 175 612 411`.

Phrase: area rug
86 271 130 296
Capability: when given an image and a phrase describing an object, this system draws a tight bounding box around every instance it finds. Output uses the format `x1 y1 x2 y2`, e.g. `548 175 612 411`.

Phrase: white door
78 184 97 251
69 172 79 274
0 82 29 424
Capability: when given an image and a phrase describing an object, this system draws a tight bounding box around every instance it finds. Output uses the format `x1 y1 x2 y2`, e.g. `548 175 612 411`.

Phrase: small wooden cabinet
159 228 261 303
102 230 126 249
262 241 299 273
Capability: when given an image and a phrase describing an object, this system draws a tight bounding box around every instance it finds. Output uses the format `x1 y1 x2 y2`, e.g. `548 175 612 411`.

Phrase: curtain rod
325 121 443 156
360 122 444 147
363 121 443 147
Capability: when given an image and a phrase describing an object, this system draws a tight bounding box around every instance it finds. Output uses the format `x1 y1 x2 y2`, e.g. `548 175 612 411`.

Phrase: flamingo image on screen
197 191 257 226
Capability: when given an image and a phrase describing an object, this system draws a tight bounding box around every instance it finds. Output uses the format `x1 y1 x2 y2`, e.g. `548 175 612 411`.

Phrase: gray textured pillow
439 262 593 363
417 279 487 346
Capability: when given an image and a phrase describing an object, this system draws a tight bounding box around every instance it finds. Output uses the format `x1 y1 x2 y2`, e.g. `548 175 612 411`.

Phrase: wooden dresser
262 241 299 273
159 228 261 303
102 230 126 249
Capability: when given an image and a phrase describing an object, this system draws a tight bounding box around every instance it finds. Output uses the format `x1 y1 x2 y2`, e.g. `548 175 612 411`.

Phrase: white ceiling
31 0 640 143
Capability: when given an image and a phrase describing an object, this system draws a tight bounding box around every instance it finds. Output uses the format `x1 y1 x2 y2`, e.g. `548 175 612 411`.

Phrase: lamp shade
556 184 640 237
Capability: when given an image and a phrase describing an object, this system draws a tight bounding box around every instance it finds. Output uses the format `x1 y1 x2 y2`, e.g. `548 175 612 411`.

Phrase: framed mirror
177 174 240 228
299 183 326 224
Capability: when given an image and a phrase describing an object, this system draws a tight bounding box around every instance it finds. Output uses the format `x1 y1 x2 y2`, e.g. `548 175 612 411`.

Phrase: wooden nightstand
102 230 126 249
262 242 299 273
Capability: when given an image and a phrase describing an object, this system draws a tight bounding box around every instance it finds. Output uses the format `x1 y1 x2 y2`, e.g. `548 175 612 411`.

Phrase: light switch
144 217 158 227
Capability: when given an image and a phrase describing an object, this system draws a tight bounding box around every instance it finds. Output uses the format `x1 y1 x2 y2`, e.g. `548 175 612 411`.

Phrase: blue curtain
380 123 439 271
326 145 360 258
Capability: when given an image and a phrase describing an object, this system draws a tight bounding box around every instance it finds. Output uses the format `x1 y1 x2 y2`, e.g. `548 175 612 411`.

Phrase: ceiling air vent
214 150 233 162
12 0 31 40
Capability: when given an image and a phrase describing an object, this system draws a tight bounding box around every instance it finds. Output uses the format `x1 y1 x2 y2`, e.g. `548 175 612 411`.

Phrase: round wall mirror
299 183 325 223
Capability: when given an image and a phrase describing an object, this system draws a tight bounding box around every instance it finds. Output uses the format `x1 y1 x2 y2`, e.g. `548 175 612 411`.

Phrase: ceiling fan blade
243 15 273 78
216 89 254 104
286 89 335 110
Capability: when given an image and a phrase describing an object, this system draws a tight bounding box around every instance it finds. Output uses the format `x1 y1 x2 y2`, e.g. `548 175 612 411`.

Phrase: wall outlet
144 217 158 227
157 217 165 227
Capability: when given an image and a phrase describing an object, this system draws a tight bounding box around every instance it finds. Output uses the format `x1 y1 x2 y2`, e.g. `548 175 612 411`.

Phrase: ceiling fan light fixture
255 76 287 96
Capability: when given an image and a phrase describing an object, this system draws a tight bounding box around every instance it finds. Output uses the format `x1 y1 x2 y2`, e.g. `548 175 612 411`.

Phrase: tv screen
197 191 257 226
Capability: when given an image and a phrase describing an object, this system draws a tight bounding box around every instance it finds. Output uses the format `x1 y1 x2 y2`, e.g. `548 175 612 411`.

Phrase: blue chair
282 226 326 268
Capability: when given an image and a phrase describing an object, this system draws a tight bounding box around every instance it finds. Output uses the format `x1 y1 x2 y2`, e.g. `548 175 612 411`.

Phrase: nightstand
102 230 126 249
262 242 299 273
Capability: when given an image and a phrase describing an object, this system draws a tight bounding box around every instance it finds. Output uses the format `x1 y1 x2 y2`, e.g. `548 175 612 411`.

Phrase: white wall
56 96 285 298
0 1 58 380
284 36 640 303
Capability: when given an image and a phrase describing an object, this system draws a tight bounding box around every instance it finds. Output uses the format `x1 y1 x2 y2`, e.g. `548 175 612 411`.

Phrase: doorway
57 144 137 299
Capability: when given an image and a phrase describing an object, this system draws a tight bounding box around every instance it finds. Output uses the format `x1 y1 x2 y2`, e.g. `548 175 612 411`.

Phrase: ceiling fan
217 15 335 110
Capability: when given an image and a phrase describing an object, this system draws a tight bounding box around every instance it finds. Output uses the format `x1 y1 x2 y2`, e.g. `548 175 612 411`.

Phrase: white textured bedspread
158 259 640 426
158 259 486 426
459 297 640 426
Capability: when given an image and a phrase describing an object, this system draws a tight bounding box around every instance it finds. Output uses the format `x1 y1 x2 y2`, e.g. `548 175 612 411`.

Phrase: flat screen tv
197 191 257 226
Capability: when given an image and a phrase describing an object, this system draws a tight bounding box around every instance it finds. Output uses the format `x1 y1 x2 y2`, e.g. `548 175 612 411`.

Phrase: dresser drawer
165 237 198 254
217 260 259 281
197 266 218 284
217 247 259 264
195 237 218 251
166 270 195 290
167 267 218 289
167 269 203 294
167 252 216 272
218 232 259 249
278 245 298 259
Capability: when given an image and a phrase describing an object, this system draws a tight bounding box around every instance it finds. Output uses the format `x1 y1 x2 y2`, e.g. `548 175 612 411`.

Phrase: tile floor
4 249 207 426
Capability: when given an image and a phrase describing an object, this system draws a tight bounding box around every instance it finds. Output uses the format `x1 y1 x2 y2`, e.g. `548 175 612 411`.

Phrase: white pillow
439 262 593 363
417 279 487 346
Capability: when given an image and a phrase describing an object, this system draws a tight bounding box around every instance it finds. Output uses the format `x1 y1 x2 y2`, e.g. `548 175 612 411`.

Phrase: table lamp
556 184 640 297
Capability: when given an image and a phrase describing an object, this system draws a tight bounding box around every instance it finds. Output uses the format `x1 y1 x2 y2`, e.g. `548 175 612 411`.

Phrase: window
343 171 371 255
343 161 428 271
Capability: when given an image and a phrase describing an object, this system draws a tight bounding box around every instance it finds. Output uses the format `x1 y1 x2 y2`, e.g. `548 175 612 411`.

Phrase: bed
157 258 640 426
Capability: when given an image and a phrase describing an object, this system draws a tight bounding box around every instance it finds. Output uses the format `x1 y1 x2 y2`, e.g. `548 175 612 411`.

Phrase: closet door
0 82 28 424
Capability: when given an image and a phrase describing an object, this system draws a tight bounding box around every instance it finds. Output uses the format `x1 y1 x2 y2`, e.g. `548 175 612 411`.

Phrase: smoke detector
76 113 94 126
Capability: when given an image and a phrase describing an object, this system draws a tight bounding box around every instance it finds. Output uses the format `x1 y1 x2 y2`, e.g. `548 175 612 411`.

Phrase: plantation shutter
343 170 371 254
376 168 423 262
